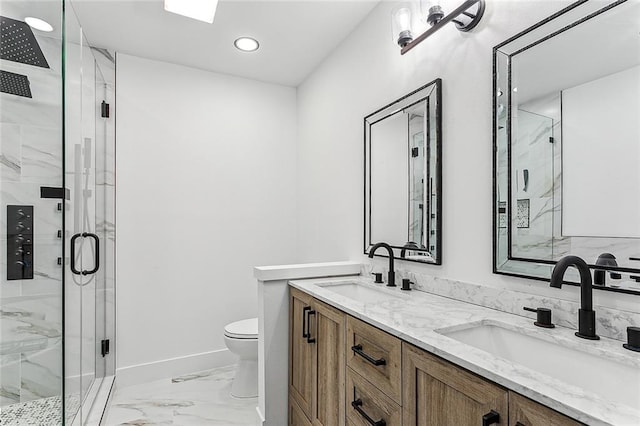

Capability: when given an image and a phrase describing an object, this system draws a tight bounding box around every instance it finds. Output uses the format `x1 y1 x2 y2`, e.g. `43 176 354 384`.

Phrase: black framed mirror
365 79 442 264
493 0 640 295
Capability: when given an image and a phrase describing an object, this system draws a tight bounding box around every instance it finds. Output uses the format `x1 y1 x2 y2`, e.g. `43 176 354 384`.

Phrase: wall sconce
392 0 486 54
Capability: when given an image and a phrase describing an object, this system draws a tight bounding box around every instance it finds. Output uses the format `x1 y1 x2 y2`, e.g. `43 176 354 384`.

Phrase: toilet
224 317 258 398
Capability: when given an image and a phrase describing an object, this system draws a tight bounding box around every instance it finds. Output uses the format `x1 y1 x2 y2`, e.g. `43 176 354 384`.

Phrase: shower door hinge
549 136 555 143
411 147 419 157
101 339 110 357
101 101 110 118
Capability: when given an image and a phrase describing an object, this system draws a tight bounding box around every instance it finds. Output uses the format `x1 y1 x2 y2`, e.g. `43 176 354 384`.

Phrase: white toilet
224 317 258 398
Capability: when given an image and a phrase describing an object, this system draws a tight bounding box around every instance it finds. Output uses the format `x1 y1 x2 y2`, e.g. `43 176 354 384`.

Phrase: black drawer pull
306 310 316 344
515 422 525 426
302 306 311 339
482 410 500 426
351 399 386 426
351 344 386 366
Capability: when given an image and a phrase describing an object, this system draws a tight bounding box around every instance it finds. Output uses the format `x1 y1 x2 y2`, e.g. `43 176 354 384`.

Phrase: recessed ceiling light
25 17 53 32
164 0 218 24
234 37 260 52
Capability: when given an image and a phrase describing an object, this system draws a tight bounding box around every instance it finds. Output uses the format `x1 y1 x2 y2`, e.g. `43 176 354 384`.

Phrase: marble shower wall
511 108 555 260
0 31 64 406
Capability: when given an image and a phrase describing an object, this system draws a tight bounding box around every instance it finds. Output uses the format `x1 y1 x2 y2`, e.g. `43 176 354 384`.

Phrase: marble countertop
289 276 640 426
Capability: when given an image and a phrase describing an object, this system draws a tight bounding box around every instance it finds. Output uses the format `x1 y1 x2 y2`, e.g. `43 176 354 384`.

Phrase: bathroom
0 0 638 424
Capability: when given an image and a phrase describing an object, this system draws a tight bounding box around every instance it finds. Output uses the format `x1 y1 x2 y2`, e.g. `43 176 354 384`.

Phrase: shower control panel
7 205 33 280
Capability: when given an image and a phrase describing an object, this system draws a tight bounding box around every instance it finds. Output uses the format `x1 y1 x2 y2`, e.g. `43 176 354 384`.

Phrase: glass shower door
64 4 115 423
0 0 64 424
0 1 114 423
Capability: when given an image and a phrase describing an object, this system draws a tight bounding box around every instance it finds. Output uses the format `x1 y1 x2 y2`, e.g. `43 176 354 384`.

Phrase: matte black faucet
550 255 599 340
368 242 396 287
593 253 621 286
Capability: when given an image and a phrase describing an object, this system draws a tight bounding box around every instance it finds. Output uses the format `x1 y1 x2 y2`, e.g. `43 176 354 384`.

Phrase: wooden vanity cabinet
346 316 402 404
403 342 509 426
290 288 314 419
289 288 584 426
289 287 346 426
346 367 402 426
509 391 584 426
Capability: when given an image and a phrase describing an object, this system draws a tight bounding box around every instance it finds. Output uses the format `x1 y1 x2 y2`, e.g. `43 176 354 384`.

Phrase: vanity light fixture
25 17 53 32
234 37 260 52
394 0 485 54
391 5 416 48
164 0 219 23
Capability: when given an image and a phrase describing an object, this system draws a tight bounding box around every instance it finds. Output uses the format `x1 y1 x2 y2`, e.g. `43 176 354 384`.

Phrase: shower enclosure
0 0 115 424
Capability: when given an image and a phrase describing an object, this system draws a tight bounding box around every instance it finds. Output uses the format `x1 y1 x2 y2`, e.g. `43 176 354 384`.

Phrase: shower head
1 15 50 68
0 70 32 98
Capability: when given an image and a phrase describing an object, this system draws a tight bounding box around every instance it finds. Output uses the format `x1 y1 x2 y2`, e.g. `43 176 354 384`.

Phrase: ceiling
510 0 640 105
69 0 380 87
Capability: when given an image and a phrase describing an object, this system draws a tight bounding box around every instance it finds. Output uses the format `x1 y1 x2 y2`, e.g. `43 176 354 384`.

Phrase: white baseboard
116 348 235 387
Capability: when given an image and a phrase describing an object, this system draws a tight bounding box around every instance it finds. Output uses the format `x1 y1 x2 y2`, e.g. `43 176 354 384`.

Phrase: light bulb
392 6 414 48
420 0 445 26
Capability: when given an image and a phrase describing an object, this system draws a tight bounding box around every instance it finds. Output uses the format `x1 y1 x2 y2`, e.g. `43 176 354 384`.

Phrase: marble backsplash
363 260 640 342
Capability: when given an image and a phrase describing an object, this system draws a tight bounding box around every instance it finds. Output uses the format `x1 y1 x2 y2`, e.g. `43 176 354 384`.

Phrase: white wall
296 0 639 313
370 112 408 243
563 65 640 238
116 54 298 378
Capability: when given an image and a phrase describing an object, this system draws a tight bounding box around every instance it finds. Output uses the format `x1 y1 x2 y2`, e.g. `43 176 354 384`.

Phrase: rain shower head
1 15 50 68
0 70 32 98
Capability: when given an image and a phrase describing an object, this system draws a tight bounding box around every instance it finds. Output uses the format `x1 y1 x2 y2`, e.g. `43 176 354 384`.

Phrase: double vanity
256 1 640 425
287 277 640 426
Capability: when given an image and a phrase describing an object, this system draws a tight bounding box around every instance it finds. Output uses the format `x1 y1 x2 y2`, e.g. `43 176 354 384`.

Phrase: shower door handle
82 233 99 275
69 233 100 275
70 233 82 275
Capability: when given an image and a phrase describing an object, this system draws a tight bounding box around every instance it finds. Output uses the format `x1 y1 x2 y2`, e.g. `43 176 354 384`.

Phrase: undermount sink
437 321 640 410
318 282 401 304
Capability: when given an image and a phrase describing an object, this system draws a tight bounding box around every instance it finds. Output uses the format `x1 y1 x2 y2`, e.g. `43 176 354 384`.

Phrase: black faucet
400 241 420 258
593 253 621 286
368 242 396 287
550 255 599 340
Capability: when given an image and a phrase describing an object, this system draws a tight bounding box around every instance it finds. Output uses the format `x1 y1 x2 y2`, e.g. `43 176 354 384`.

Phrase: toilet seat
224 318 258 339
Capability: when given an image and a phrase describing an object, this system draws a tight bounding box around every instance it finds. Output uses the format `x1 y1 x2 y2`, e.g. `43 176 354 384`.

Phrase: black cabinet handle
482 410 500 426
70 233 82 275
82 233 99 275
351 344 386 366
515 422 525 426
306 310 316 344
302 306 310 339
351 399 386 426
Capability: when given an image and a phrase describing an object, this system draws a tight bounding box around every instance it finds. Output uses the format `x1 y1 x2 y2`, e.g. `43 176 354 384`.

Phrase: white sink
438 321 640 410
318 282 401 304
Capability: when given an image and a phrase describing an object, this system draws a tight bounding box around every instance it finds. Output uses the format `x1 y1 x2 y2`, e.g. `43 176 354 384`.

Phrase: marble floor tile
104 365 259 426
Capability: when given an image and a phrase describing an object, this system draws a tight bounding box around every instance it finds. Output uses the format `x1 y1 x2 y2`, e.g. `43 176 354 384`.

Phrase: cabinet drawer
346 368 402 426
509 392 584 426
346 316 402 403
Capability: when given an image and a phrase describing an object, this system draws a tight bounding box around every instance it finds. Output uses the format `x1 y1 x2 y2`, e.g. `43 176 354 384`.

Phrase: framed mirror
365 79 442 264
493 0 640 295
